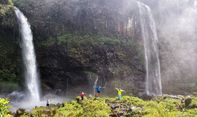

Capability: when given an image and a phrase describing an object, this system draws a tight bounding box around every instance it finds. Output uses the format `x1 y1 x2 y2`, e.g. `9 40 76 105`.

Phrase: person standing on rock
95 85 103 97
80 92 85 100
116 88 125 100
46 99 49 107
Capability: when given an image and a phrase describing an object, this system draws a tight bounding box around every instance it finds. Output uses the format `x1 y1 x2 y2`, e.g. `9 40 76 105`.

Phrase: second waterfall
14 7 41 101
138 2 162 96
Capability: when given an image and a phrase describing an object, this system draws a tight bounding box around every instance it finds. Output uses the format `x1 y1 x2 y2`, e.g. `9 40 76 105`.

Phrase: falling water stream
14 7 41 101
137 2 162 96
93 76 99 96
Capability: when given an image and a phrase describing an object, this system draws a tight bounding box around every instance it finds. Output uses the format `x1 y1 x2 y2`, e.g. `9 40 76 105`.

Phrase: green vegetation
0 4 12 16
122 96 145 107
0 0 13 16
0 36 20 92
39 33 142 94
56 101 83 117
80 98 111 117
1 95 197 117
0 3 20 92
0 39 18 82
8 0 14 5
56 99 111 117
42 33 135 48
0 82 19 92
0 98 11 117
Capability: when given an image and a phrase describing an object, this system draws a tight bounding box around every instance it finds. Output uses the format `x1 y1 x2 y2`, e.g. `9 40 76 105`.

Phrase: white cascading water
14 7 41 101
93 76 99 96
137 2 162 96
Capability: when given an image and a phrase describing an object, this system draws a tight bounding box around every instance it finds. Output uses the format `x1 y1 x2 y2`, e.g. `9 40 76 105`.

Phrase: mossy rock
32 106 58 117
184 97 192 108
15 108 30 117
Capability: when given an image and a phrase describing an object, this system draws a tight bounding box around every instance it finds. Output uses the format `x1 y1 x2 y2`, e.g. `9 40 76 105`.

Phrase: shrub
32 106 57 117
122 96 145 107
183 108 197 117
143 101 180 117
0 98 11 117
55 101 83 117
15 108 30 117
81 98 111 117
189 97 197 108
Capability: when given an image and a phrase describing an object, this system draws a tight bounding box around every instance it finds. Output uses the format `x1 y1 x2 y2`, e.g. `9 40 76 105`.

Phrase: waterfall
14 7 41 101
137 2 162 96
93 76 99 96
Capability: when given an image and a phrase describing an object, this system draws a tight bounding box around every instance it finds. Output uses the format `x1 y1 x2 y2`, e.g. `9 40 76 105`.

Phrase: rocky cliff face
37 34 145 96
11 0 147 96
0 0 147 96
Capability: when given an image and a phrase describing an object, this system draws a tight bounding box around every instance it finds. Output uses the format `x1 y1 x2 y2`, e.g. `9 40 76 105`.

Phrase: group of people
79 86 125 100
47 86 125 106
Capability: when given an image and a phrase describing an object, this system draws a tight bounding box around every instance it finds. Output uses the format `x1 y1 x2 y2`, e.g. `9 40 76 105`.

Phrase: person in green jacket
116 88 125 100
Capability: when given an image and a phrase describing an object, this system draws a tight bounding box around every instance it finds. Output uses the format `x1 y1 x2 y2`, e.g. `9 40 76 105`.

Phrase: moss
143 101 180 117
189 97 197 108
55 101 83 117
183 108 197 117
121 96 145 107
81 98 111 117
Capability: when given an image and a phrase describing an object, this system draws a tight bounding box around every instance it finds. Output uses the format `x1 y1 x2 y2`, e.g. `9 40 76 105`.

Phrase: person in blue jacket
95 85 103 97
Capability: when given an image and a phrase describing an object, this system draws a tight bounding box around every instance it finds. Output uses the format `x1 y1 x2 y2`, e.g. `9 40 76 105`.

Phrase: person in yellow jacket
116 88 125 100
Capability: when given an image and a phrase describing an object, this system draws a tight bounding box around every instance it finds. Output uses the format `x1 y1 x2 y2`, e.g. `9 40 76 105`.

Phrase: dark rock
15 108 27 116
108 101 142 117
184 96 192 107
36 41 145 96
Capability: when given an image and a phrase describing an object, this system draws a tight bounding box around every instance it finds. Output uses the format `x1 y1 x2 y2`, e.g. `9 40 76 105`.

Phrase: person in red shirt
80 92 85 100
